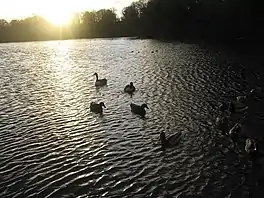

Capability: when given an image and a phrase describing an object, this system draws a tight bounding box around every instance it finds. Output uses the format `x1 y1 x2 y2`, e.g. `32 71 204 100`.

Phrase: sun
37 2 74 25
44 11 73 25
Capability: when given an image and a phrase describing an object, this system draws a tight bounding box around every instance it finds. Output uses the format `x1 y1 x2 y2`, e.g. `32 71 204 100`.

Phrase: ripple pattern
0 39 263 198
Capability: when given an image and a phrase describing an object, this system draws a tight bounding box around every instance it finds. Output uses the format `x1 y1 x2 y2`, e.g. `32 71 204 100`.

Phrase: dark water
0 39 263 198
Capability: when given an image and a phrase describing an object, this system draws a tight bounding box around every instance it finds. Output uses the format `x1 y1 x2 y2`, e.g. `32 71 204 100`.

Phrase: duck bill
103 104 106 108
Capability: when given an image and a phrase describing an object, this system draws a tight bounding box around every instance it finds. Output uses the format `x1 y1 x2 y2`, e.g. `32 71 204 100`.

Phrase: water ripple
0 39 263 197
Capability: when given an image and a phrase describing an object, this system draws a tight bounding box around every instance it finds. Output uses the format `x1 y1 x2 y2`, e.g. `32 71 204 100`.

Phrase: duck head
130 82 134 86
234 123 242 132
141 104 149 109
93 72 98 79
99 102 106 108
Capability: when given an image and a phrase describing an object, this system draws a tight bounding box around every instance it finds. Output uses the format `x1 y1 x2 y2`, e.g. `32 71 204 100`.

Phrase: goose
124 82 136 94
216 116 229 135
228 101 235 113
219 102 235 113
93 73 107 87
160 132 182 149
245 138 257 154
236 96 247 103
219 102 227 112
237 89 255 103
130 103 149 117
90 102 106 114
229 123 242 147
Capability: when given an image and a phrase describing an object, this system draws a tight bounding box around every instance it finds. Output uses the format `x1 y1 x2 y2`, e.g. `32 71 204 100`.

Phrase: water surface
0 39 263 198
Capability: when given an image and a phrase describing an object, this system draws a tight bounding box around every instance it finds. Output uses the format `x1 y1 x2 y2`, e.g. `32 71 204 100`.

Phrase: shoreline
1 36 263 64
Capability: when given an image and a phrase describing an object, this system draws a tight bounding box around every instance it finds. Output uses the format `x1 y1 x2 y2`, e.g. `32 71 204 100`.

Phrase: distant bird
90 102 106 114
237 89 255 103
130 103 149 117
160 132 182 149
93 73 107 87
151 50 154 53
163 190 173 198
236 96 247 103
124 82 136 94
219 102 228 112
219 101 235 114
245 138 257 154
229 123 242 147
228 101 235 113
216 116 229 135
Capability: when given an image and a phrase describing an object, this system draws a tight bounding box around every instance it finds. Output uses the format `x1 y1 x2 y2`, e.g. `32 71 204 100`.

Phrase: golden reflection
51 41 76 115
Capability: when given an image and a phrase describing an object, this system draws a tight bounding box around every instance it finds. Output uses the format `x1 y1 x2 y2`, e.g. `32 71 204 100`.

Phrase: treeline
0 10 121 42
121 0 263 51
0 0 263 51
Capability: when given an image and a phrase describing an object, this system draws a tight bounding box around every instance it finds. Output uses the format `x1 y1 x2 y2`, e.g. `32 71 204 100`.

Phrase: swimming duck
229 123 242 146
93 73 107 87
236 96 247 103
90 102 106 114
228 101 235 113
237 89 255 103
124 82 136 94
245 138 257 154
216 116 229 135
219 103 227 112
219 102 235 113
130 103 149 117
160 132 182 148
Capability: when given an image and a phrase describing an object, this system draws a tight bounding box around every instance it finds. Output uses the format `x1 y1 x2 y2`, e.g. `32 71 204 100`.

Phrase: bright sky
0 0 134 24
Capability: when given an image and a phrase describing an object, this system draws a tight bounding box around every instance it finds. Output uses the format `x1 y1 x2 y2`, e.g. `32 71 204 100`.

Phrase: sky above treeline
0 0 135 20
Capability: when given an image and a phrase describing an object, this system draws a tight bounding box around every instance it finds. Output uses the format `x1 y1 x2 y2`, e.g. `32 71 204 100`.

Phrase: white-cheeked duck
93 73 107 87
90 102 106 114
130 103 149 117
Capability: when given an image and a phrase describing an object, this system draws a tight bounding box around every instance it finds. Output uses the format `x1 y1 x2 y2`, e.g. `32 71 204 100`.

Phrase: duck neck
95 74 98 81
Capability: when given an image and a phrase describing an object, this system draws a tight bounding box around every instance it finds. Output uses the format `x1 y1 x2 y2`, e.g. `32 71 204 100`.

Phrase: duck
219 102 235 113
229 123 242 146
245 138 257 154
130 103 149 117
228 101 236 113
237 89 255 103
236 96 247 103
124 82 136 94
160 132 182 148
219 102 227 112
90 102 106 114
93 73 107 87
216 116 229 135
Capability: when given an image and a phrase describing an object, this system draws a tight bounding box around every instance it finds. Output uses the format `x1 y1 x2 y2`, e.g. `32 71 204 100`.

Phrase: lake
0 38 263 197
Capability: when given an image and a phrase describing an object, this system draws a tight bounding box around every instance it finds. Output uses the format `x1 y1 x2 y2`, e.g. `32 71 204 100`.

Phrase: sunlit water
0 39 264 198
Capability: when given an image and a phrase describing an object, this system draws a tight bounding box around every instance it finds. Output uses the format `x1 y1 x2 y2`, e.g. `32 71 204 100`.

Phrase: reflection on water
0 39 263 197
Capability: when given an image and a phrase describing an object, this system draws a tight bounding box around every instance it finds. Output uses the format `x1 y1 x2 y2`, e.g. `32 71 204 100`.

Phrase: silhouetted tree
0 0 263 53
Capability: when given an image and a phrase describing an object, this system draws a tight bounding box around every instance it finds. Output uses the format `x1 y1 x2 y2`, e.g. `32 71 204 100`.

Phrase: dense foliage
0 0 262 51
